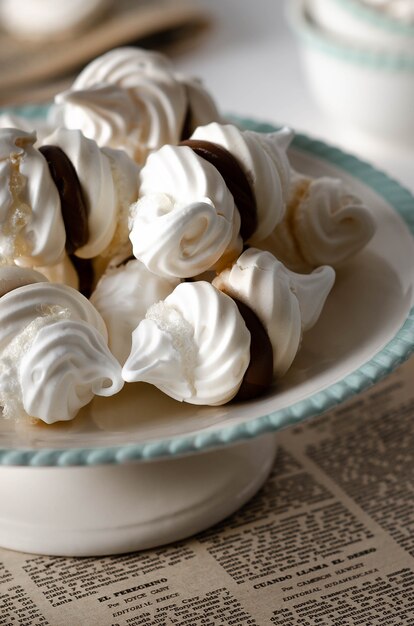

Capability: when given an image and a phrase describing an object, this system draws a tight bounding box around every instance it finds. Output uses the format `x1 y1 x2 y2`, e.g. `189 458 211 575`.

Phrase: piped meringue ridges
259 171 376 272
122 281 251 405
213 248 336 376
0 279 123 423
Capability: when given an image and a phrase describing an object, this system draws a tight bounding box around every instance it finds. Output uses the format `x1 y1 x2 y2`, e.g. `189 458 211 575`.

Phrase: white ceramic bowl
310 0 414 54
287 0 414 147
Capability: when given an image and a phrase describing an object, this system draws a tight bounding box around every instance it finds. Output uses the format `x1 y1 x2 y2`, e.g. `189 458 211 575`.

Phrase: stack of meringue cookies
0 47 376 425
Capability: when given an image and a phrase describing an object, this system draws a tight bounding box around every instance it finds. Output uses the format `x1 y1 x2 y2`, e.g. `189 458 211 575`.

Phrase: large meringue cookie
53 48 220 163
18 320 123 423
259 172 376 272
90 259 180 364
41 128 139 260
0 129 66 266
129 144 242 278
122 281 251 405
213 248 335 376
0 283 123 423
63 48 187 162
190 123 293 243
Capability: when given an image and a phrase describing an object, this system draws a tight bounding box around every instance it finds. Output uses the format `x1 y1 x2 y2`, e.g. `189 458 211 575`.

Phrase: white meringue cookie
0 283 123 423
213 248 335 376
0 0 111 39
41 128 139 260
53 48 220 163
53 84 145 162
259 172 376 272
41 128 116 259
0 128 66 266
129 144 242 278
68 47 188 160
18 320 123 423
122 281 251 406
90 259 179 364
190 123 293 243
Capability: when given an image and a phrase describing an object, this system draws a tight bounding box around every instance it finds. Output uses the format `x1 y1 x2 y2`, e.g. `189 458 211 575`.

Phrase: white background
175 0 414 193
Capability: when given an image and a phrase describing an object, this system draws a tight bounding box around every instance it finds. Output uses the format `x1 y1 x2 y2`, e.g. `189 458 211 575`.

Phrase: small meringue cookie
40 128 116 259
213 248 335 376
258 171 376 272
90 259 180 364
129 144 242 278
190 123 293 243
18 320 123 423
0 128 66 267
62 48 187 162
122 281 251 405
41 128 139 260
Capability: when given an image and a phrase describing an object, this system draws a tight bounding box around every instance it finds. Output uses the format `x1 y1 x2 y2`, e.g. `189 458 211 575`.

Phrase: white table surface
174 0 414 194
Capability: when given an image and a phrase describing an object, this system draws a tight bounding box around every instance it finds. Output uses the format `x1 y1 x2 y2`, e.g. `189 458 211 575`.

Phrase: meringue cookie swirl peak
259 172 376 272
122 281 252 406
129 144 242 278
213 248 335 376
0 282 123 423
53 47 221 163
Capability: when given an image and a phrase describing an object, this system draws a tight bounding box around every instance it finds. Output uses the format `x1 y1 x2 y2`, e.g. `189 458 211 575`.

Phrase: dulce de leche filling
232 297 273 401
39 145 89 255
180 139 257 242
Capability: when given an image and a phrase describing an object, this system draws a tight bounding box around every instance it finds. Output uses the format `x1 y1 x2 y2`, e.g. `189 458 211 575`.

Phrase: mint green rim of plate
288 0 414 71
333 0 414 37
1 113 414 466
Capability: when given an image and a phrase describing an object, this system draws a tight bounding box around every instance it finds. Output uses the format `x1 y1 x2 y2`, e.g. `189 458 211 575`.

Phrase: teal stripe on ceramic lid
0 112 414 466
288 0 414 70
334 0 414 36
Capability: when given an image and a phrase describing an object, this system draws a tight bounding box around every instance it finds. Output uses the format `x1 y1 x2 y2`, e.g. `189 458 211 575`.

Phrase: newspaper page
1 357 414 626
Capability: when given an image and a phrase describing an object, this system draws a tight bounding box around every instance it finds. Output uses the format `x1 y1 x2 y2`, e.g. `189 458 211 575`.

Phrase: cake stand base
0 433 277 556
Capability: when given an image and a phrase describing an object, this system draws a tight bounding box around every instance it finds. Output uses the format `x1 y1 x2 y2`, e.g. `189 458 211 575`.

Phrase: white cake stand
1 119 414 556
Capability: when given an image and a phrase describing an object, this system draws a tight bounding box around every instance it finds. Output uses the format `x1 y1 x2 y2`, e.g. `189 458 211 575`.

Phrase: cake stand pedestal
0 433 277 556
